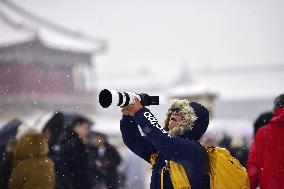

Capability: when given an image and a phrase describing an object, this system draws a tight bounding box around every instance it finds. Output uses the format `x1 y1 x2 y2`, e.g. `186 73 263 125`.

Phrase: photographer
120 98 209 189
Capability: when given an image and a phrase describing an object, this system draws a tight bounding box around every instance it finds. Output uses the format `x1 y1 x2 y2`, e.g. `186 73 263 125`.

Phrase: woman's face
74 123 90 143
168 111 183 130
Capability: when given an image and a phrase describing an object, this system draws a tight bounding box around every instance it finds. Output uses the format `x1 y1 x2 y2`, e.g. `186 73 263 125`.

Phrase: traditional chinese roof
0 0 106 54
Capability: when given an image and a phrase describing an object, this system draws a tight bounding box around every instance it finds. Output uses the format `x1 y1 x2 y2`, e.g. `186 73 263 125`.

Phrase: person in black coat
87 132 121 189
55 115 93 189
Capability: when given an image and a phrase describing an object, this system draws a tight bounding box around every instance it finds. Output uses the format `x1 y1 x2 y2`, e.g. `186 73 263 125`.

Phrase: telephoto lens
99 89 159 108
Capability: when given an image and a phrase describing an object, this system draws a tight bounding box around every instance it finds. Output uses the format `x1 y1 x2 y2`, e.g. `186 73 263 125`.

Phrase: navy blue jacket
120 102 209 189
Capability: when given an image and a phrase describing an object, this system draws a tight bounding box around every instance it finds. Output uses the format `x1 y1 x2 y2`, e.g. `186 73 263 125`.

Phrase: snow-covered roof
0 6 35 45
0 1 105 53
167 63 217 97
37 29 100 53
194 67 284 100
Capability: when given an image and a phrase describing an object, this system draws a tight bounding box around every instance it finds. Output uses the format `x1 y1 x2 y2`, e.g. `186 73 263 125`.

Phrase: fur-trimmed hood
163 99 209 141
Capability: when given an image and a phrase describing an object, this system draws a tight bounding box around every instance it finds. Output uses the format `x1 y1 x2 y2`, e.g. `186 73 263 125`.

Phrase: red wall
0 61 74 96
0 62 22 95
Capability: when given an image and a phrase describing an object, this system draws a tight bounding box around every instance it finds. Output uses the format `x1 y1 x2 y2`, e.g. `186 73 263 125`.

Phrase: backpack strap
161 162 170 189
150 153 169 189
198 143 211 189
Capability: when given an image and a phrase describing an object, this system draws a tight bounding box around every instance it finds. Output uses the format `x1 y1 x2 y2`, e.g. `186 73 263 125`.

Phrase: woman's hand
121 97 143 116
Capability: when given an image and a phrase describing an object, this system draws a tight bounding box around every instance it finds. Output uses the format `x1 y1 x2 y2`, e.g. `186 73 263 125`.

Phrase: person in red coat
247 94 284 189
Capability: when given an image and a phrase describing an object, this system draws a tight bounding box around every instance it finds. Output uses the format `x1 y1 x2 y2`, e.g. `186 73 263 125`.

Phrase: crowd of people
0 93 283 189
0 111 122 189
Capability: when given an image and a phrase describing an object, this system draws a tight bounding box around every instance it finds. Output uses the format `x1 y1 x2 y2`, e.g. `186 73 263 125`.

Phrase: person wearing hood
120 98 209 189
247 94 284 189
8 129 55 189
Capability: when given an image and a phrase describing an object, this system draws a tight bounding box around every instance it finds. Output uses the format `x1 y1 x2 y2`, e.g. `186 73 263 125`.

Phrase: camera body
99 89 159 108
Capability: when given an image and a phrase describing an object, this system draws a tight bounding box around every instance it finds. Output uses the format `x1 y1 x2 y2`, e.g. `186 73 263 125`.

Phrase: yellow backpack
205 146 250 189
150 146 250 189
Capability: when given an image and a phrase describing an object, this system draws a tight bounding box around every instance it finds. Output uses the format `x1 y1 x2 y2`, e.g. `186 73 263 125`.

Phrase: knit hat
163 99 209 141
